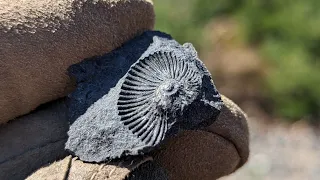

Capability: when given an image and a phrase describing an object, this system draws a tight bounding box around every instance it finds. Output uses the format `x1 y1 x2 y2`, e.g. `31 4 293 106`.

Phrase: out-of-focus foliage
154 0 320 121
154 0 203 51
240 0 320 120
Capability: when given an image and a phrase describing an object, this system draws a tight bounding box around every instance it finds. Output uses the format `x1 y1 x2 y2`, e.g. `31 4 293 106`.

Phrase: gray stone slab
65 31 223 162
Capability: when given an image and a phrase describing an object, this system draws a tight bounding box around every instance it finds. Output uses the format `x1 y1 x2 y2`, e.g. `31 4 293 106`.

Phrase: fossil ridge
65 31 223 162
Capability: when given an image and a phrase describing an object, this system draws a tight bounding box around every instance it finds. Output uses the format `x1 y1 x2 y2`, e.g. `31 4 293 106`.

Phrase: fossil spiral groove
65 31 223 162
118 51 202 146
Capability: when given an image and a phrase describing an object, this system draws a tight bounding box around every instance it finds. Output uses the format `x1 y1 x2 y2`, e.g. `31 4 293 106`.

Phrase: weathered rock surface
65 31 223 162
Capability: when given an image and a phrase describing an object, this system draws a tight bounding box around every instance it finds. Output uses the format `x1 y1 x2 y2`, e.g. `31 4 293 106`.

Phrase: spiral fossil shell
117 51 203 146
65 32 223 162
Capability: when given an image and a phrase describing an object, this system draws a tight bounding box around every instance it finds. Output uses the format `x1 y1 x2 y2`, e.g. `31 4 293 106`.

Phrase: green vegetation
154 0 320 121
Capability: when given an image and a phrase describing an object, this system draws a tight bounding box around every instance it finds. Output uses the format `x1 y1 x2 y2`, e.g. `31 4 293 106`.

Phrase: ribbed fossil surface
118 51 203 146
65 31 223 162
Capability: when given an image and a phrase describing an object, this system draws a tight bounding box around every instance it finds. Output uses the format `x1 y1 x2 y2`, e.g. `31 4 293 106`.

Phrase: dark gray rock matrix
65 31 223 162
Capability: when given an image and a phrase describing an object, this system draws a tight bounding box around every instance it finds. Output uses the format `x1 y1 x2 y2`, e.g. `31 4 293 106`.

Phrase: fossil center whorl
117 51 203 146
154 79 181 111
157 79 179 96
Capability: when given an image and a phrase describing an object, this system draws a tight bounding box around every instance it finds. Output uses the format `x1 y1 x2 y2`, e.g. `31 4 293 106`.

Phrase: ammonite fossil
65 31 223 162
118 51 202 147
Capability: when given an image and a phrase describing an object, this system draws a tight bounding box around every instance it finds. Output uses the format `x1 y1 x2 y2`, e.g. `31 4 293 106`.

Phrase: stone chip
65 31 223 162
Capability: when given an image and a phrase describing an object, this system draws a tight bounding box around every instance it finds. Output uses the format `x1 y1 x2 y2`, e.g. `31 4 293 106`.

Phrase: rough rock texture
0 95 248 180
153 95 249 180
0 0 155 124
65 31 223 162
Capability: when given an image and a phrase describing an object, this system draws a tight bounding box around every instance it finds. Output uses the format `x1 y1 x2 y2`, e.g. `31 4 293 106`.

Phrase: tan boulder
0 0 154 124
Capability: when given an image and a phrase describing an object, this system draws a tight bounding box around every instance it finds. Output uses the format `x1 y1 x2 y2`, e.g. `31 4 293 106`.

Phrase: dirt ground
220 115 320 180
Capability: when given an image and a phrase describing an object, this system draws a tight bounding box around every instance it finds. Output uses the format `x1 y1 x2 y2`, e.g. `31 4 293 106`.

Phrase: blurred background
153 0 320 179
